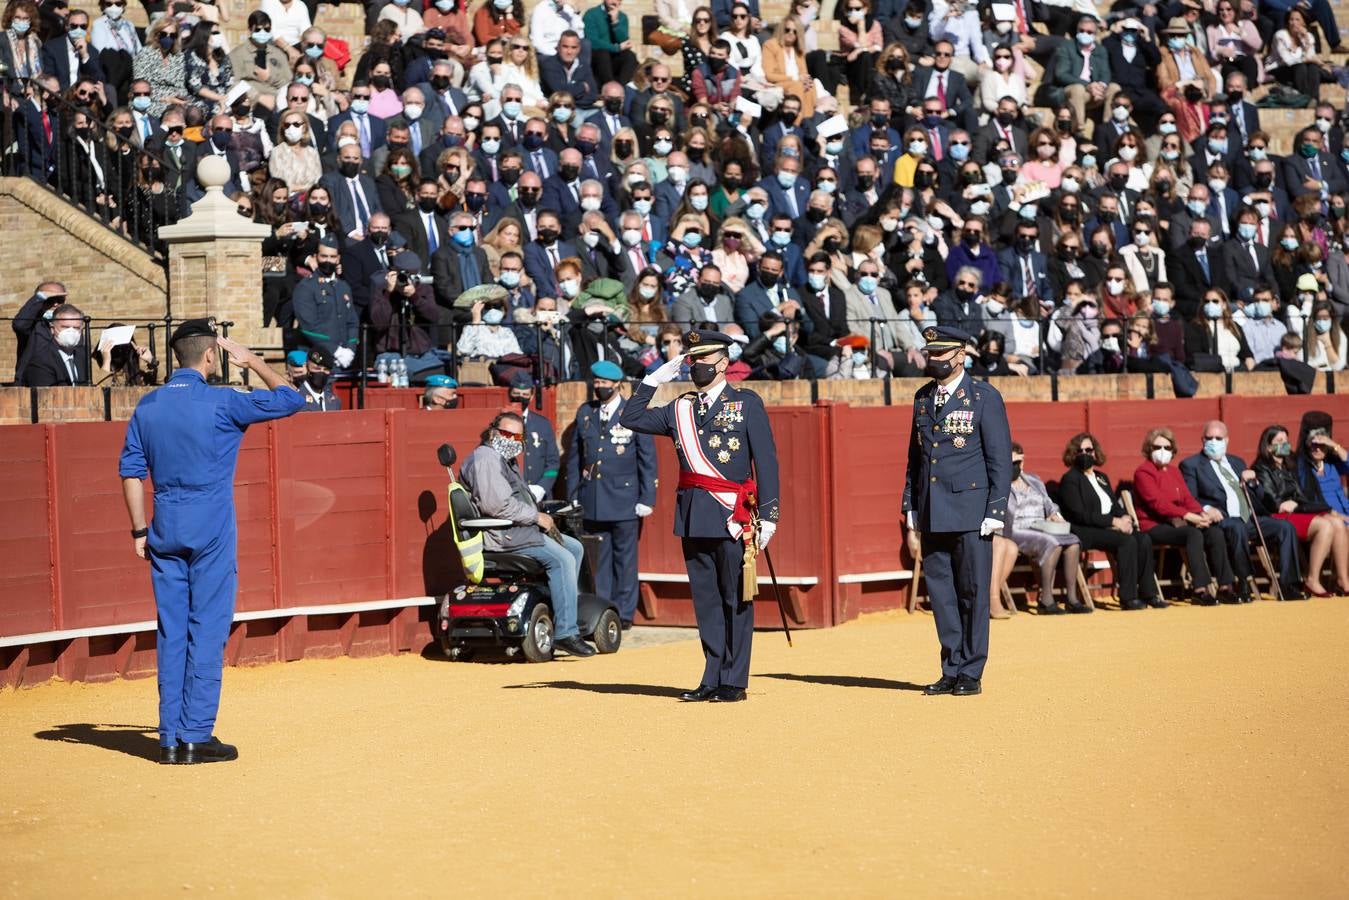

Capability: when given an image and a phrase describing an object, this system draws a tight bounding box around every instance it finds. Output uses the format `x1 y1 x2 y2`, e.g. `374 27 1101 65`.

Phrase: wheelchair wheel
592 608 622 654
521 604 555 662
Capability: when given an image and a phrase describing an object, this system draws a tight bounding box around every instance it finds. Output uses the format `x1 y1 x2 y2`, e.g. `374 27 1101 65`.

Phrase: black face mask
501 168 521 186
1060 208 1079 223
1108 173 1128 191
758 270 779 289
707 57 727 73
913 170 933 189
1016 236 1035 253
559 164 580 182
387 140 408 154
519 190 540 209
371 75 391 90
696 282 721 300
272 200 288 215
1253 173 1273 189
1188 235 1208 250
307 371 330 390
855 174 874 190
724 175 742 190
650 108 670 125
1089 242 1109 258
431 75 451 91
316 260 337 277
924 355 955 380
576 139 598 156
443 396 460 409
614 140 633 158
1011 462 1023 480
522 133 546 151
603 97 623 114
1056 119 1073 134
690 114 708 128
593 385 615 402
690 360 719 387
806 207 827 223
1098 209 1116 222
338 160 361 178
995 111 1016 127
417 197 438 213
538 227 559 244
980 351 1001 367
509 390 531 406
309 202 329 217
871 113 888 128
823 237 842 253
1074 451 1095 471
370 231 389 246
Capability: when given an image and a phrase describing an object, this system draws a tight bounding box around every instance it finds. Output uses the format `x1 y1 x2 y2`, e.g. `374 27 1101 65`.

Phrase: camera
536 309 562 325
395 269 423 288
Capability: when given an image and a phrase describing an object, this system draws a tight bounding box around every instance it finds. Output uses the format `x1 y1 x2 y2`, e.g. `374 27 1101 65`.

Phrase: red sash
677 472 758 527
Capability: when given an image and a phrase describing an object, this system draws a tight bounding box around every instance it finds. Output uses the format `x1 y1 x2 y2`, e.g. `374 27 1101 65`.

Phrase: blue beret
425 375 457 387
286 350 309 366
590 360 624 381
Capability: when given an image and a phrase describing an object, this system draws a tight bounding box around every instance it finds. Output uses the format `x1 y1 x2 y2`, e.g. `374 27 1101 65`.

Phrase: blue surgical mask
1152 300 1171 317
1081 153 1096 169
350 98 370 115
12 18 29 33
1209 139 1228 155
499 270 521 288
1203 437 1227 459
681 231 703 248
816 179 836 194
1203 301 1223 319
68 26 86 40
728 342 743 361
904 15 922 28
776 171 797 189
690 194 709 211
825 140 844 155
1121 32 1137 45
858 275 878 294
1187 199 1206 217
482 308 505 325
452 229 475 247
772 336 788 354
807 273 827 291
1237 222 1257 241
502 100 522 119
305 44 324 59
746 201 767 220
1280 238 1299 251
1250 147 1268 161
948 143 969 163
1315 319 1333 334
633 199 652 216
1076 31 1095 46
1167 36 1185 50
771 230 791 247
251 29 271 43
552 106 572 123
131 95 152 113
1018 203 1037 221
908 140 926 156
1158 122 1177 136
295 75 314 86
852 350 868 366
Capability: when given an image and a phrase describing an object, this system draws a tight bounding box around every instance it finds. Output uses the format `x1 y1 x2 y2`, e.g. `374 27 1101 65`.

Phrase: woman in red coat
1132 427 1240 604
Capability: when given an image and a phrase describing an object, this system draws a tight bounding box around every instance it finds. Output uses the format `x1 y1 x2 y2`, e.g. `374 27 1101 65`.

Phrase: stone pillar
158 155 274 351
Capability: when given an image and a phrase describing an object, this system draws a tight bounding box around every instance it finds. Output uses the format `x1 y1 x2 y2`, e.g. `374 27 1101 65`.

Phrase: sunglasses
352 93 372 100
934 51 952 57
497 431 524 441
132 90 152 97
1152 443 1174 451
732 12 749 19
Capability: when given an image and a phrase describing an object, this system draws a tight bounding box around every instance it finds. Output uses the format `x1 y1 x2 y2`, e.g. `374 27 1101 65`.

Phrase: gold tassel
741 516 759 602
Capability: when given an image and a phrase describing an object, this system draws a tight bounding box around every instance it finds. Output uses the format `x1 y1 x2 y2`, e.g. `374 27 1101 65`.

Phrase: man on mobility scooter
458 411 598 658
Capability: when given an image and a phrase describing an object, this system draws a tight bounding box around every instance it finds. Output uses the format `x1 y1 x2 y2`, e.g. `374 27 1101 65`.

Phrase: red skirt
1272 512 1321 541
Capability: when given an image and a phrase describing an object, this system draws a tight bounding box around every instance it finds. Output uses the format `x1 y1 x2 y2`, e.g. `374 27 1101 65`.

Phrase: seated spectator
1133 426 1242 603
742 309 808 380
513 296 567 381
1007 442 1087 614
1268 7 1331 104
458 291 523 359
672 263 733 328
1120 218 1167 293
434 210 493 305
270 108 322 193
932 266 985 336
626 268 667 341
1051 293 1101 373
1238 286 1287 365
1181 420 1305 602
1080 316 1126 374
1157 17 1213 143
370 251 455 380
296 347 341 412
582 0 637 85
1046 16 1118 136
460 411 595 658
644 323 689 379
710 217 759 295
1185 288 1255 372
970 331 1016 377
1253 423 1349 597
1295 412 1349 526
1303 301 1346 371
1057 431 1162 610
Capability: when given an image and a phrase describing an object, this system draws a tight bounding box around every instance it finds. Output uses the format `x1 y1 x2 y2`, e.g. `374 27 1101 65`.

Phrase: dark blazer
734 280 807 339
1168 244 1218 317
326 109 386 152
22 335 90 386
490 115 526 147
393 208 450 273
564 397 657 521
318 170 385 236
1216 238 1272 302
40 35 106 89
19 99 59 181
153 137 198 193
521 408 561 492
538 54 599 107
524 239 579 298
910 65 976 130
901 375 1012 532
1283 150 1349 199
1101 34 1160 98
430 243 492 306
1057 467 1125 529
593 109 632 151
652 179 684 224
412 81 470 127
1180 451 1268 517
521 144 560 178
340 236 392 316
758 175 810 220
541 174 584 222
996 247 1056 306
798 284 848 359
1183 318 1254 369
577 240 622 282
972 121 1029 166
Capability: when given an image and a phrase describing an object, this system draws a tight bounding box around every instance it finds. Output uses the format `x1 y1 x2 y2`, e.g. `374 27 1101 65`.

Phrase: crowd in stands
7 0 1349 387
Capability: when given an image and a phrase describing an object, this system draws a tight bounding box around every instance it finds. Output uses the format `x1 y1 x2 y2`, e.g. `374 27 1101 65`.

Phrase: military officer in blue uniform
119 321 305 764
622 330 780 703
565 360 658 628
297 347 342 412
903 326 1012 697
509 370 561 502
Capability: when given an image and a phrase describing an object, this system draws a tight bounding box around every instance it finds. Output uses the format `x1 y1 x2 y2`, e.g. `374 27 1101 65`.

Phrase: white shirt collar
600 393 622 418
935 369 966 395
699 379 729 406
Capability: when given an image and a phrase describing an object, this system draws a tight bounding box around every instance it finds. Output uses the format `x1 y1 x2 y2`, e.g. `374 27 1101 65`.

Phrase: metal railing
0 78 176 262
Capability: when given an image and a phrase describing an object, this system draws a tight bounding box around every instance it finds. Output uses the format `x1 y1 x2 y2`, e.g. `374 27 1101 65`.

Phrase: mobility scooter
431 444 623 662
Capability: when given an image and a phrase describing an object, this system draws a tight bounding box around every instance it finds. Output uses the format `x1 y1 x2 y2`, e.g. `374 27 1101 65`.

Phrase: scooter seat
483 551 547 578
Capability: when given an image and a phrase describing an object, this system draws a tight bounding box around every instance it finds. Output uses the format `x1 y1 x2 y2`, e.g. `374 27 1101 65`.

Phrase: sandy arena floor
4 601 1349 899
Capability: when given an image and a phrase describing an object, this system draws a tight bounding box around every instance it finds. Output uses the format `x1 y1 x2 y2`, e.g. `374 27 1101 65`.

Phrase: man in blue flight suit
621 330 780 703
902 325 1012 698
119 321 305 764
565 360 658 628
509 370 561 502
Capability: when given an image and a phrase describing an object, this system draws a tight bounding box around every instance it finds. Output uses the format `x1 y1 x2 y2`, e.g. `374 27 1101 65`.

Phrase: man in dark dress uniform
564 360 658 628
902 326 1012 697
621 330 780 703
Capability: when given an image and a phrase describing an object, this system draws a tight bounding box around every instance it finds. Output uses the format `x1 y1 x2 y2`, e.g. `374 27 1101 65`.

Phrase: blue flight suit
621 381 780 690
564 396 657 623
521 408 560 496
902 371 1012 682
118 369 304 748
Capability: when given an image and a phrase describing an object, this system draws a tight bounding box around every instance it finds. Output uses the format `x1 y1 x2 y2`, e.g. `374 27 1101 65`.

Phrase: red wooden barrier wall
3 393 1345 687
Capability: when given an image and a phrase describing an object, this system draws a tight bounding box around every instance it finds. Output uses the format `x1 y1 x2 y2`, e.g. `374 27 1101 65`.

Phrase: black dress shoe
1190 592 1217 606
158 745 179 765
1121 598 1146 610
1145 597 1170 609
1217 586 1241 605
709 686 747 702
179 737 238 765
555 636 596 657
1037 603 1067 615
1065 602 1093 614
923 675 957 695
1282 586 1308 601
679 684 717 702
952 675 982 696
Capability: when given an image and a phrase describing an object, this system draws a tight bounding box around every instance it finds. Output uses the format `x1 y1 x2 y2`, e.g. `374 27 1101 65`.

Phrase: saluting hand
643 353 684 386
217 335 262 370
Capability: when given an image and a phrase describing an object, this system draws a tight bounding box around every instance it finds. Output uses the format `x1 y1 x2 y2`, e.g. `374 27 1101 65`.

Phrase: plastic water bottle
395 358 408 388
376 357 389 384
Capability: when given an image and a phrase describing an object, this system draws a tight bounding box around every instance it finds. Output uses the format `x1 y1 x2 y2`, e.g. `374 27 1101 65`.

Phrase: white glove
529 484 546 502
757 521 777 549
906 510 915 530
642 354 684 387
333 346 355 368
980 517 1004 537
635 503 653 517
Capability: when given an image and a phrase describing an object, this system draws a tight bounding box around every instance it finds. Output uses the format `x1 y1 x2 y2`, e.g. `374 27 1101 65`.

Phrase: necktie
377 246 388 268
1013 0 1027 33
62 352 77 384
585 157 598 179
1197 249 1210 283
41 110 51 143
1248 241 1259 271
426 213 439 253
1310 156 1322 181
641 218 651 242
1258 220 1266 244
139 114 151 139
786 187 799 218
630 248 644 272
348 178 370 229
533 151 549 178
1218 196 1228 235
936 72 946 108
1218 463 1251 520
548 245 559 267
356 114 370 157
410 125 421 156
1022 256 1036 297
930 128 943 161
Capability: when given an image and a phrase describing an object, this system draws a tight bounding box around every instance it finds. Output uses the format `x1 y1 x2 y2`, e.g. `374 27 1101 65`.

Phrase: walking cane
761 546 794 647
1240 478 1285 603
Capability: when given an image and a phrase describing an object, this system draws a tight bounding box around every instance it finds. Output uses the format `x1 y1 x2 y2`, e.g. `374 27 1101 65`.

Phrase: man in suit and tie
471 121 507 185
341 212 396 319
41 9 106 91
520 117 559 178
627 180 666 246
1095 160 1140 225
1166 182 1220 251
1169 218 1218 316
759 95 808 173
492 83 528 147
850 97 901 158
1047 16 1118 135
998 220 1057 307
1217 207 1273 303
390 86 439 161
576 211 623 280
653 150 689 222
1284 126 1349 199
394 179 450 275
838 157 881 228
672 265 735 328
574 121 617 192
327 83 386 156
844 258 903 365
127 80 161 147
565 359 658 628
798 252 848 375
1084 193 1129 249
1180 420 1305 602
1096 94 1140 160
915 97 951 165
524 209 577 298
1223 72 1261 151
614 211 653 288
541 146 587 227
760 154 809 220
908 41 977 133
431 210 492 306
767 211 808 288
595 81 631 151
1189 121 1234 184
902 326 1012 697
415 59 470 127
497 170 545 240
319 141 383 240
620 329 781 702
19 302 89 387
972 97 1029 166
1204 162 1241 241
734 250 808 339
1100 18 1165 132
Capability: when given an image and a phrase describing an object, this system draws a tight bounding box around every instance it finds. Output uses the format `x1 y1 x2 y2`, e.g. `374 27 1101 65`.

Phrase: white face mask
984 299 1005 317
403 103 424 121
560 278 580 298
284 124 305 143
1061 176 1080 194
1105 278 1125 296
1118 145 1138 162
56 327 81 349
1151 447 1173 466
583 231 601 248
1101 336 1120 353
622 228 642 246
580 196 601 212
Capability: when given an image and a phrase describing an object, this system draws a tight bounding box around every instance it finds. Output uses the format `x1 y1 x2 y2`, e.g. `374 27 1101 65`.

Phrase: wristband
131 527 148 539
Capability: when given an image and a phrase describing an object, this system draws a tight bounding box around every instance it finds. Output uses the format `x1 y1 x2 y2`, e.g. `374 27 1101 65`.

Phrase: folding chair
1119 490 1169 604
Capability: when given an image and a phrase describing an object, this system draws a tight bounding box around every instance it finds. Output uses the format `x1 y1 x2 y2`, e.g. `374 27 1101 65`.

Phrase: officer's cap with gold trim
922 325 972 351
683 329 735 358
